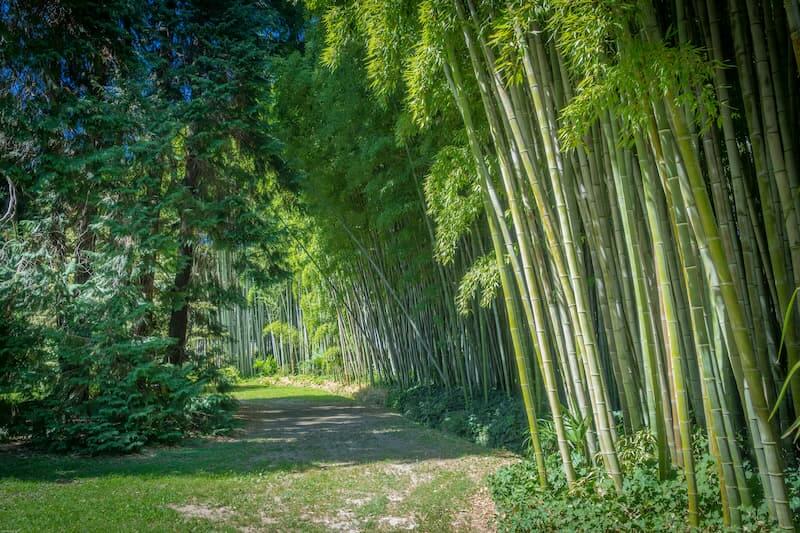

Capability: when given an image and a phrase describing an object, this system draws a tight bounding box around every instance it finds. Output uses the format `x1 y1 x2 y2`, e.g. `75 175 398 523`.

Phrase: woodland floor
0 382 513 532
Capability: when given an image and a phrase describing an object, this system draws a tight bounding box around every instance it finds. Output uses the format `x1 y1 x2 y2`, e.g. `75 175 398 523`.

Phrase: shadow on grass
229 383 273 393
0 393 489 483
235 391 350 402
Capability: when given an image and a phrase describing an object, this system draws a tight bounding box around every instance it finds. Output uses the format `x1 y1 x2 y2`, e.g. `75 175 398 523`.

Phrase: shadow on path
234 396 484 465
0 392 490 482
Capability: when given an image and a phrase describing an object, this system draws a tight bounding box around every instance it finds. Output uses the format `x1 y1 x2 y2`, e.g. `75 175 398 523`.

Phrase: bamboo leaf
776 286 800 363
770 358 800 421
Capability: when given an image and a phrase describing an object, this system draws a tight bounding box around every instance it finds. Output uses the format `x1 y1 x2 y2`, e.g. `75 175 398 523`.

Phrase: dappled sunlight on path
234 396 488 467
225 389 513 531
0 384 515 532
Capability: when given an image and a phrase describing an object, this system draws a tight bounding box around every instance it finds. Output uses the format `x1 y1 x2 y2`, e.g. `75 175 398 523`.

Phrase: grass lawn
0 381 511 532
230 382 348 401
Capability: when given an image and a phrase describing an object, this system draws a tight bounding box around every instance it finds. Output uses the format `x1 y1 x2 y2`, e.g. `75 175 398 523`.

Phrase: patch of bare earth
168 502 235 522
451 486 498 532
303 499 418 533
307 508 361 532
377 515 417 530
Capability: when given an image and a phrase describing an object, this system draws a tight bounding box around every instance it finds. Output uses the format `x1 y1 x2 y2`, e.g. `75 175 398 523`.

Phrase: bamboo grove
231 0 800 528
224 52 522 395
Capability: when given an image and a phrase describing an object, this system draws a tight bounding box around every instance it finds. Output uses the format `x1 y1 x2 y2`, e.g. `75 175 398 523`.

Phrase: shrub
440 410 469 435
20 359 238 454
214 365 241 392
0 260 238 454
489 430 792 532
254 354 279 376
386 384 528 452
787 464 800 515
296 347 343 377
186 393 238 435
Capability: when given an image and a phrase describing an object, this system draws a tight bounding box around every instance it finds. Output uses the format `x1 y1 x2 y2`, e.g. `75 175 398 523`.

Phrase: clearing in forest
0 383 513 532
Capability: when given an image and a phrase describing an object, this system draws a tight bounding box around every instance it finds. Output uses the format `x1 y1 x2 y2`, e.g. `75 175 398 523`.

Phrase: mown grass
0 381 508 532
231 380 349 402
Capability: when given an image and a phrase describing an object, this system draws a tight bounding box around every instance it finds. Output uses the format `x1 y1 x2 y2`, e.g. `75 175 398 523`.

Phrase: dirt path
0 386 515 532
238 397 481 465
228 392 514 532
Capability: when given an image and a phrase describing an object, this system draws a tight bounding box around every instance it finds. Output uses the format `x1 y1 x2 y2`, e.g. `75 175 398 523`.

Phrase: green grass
231 380 348 402
0 382 510 532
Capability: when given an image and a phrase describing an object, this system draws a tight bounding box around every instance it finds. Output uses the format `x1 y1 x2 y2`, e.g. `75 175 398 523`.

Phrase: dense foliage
490 434 800 532
387 385 528 451
387 384 797 530
0 0 301 453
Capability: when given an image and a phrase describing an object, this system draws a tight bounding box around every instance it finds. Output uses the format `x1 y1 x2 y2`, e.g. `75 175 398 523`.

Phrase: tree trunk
167 151 199 365
74 204 95 285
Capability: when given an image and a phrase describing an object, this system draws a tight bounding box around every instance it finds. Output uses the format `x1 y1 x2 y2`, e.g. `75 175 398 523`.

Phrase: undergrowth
490 431 799 531
3 359 239 455
386 385 528 452
386 384 800 531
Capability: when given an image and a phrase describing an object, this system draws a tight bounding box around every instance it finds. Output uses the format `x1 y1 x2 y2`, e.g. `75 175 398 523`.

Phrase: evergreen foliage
0 0 301 453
